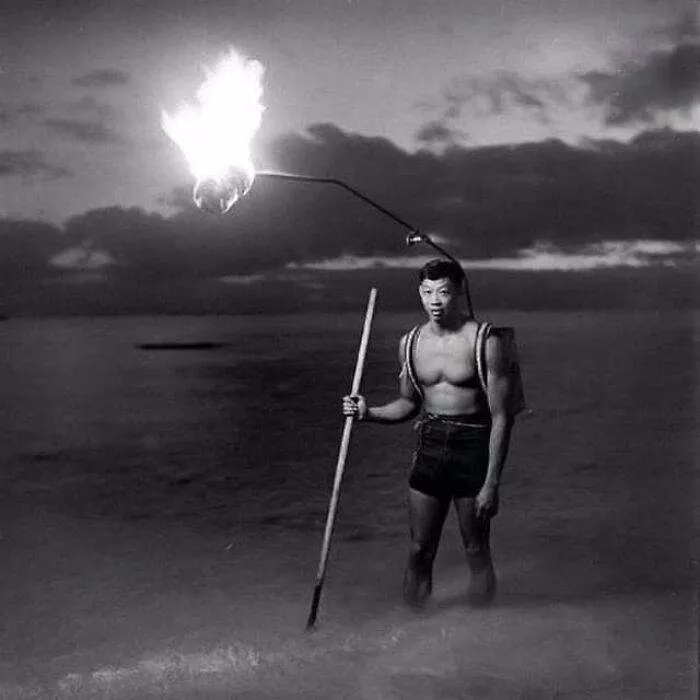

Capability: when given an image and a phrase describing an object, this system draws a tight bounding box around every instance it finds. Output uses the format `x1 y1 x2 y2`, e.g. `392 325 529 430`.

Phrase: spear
306 287 378 630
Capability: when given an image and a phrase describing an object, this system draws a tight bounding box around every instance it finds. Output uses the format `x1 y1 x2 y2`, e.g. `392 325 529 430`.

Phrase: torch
161 49 473 311
162 49 474 628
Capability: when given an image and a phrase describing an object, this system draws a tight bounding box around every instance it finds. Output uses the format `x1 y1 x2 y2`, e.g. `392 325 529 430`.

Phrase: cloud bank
0 149 71 180
44 118 125 145
421 9 699 140
0 124 696 315
71 69 131 88
581 8 699 125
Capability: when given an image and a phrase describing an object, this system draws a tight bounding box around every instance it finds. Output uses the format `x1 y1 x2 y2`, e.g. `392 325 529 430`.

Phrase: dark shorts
409 413 491 501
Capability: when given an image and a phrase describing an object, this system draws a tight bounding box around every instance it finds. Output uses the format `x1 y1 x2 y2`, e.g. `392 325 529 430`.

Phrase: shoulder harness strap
475 321 491 395
402 325 423 400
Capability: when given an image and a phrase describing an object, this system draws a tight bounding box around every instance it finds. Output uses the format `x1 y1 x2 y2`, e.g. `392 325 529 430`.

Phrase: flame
162 49 265 213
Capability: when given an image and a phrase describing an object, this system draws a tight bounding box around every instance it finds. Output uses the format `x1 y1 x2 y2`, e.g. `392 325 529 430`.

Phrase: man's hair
418 258 465 287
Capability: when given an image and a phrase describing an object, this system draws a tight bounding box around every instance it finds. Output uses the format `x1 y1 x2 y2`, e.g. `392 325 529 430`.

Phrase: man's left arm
477 332 516 518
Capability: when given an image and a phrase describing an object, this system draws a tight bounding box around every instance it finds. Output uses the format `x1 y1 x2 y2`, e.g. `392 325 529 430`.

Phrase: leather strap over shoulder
402 325 423 399
475 321 491 395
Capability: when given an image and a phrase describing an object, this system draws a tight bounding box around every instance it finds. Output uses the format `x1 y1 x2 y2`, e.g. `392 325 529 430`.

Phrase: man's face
418 277 460 320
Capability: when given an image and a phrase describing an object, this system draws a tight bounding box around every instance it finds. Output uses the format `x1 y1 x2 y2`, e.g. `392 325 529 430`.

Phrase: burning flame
162 49 265 214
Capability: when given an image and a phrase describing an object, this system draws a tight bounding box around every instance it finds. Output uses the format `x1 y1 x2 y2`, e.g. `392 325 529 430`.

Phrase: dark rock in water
25 450 65 462
136 341 228 351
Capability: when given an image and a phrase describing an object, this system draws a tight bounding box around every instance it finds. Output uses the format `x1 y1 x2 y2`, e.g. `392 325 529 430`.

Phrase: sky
0 0 698 314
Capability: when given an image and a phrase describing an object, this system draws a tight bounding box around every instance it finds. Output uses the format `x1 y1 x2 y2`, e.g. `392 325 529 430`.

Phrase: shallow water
0 311 696 697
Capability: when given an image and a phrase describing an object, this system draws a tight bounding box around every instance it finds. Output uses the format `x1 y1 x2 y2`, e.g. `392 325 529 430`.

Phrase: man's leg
453 497 497 605
403 488 449 608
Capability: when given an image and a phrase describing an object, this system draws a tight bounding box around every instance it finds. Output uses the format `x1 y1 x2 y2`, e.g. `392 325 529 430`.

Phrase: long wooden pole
305 287 378 630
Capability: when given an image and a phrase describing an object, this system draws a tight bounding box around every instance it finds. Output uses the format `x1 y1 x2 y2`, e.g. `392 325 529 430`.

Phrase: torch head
162 48 265 216
193 167 254 215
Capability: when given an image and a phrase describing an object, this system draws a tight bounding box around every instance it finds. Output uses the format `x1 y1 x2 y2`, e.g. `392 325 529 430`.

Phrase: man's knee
464 538 490 558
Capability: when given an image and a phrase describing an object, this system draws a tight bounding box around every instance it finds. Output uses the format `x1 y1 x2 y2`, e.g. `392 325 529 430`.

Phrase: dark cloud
44 118 125 144
414 71 569 146
0 124 697 314
426 71 568 131
42 96 122 145
468 73 563 117
0 149 71 179
653 6 699 44
0 102 46 125
257 123 698 260
67 96 116 121
424 11 699 132
71 69 130 88
0 219 65 280
16 102 45 116
581 43 700 124
580 10 700 125
96 124 700 271
415 120 467 148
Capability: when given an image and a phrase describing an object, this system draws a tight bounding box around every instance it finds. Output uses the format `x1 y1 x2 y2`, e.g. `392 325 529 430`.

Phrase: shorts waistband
423 413 491 428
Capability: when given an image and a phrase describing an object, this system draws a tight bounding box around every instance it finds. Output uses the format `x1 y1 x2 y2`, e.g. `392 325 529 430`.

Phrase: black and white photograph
1 1 697 697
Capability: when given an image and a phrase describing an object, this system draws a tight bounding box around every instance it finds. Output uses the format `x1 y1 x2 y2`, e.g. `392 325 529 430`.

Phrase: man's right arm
344 333 421 424
364 395 419 424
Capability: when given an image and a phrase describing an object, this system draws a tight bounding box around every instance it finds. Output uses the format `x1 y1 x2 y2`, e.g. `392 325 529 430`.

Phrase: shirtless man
342 259 516 608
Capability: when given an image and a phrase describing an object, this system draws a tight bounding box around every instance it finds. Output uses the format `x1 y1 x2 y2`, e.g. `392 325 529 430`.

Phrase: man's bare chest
413 331 479 388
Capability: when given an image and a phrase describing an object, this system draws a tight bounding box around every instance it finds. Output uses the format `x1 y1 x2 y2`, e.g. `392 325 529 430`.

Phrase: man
342 259 516 608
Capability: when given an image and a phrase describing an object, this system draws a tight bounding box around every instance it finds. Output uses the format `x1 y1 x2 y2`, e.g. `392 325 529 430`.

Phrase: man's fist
342 394 368 421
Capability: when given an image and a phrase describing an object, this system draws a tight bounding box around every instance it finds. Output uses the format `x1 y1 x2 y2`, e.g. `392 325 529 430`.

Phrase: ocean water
0 311 696 698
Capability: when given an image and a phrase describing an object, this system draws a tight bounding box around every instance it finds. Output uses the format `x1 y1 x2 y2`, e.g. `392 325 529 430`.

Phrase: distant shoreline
2 307 699 320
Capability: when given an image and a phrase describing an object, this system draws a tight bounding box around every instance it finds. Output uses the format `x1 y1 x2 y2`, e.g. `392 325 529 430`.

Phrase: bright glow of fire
162 49 265 213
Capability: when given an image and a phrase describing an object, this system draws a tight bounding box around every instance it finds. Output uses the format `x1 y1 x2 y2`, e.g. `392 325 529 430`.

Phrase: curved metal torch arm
257 171 421 237
256 170 474 315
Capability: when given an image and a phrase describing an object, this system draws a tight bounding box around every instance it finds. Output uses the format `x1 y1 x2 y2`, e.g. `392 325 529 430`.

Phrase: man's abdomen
422 381 487 417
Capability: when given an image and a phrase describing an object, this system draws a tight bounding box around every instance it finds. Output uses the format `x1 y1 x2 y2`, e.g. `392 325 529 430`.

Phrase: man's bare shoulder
457 319 481 353
484 331 508 371
445 318 480 344
397 324 421 361
459 318 480 335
